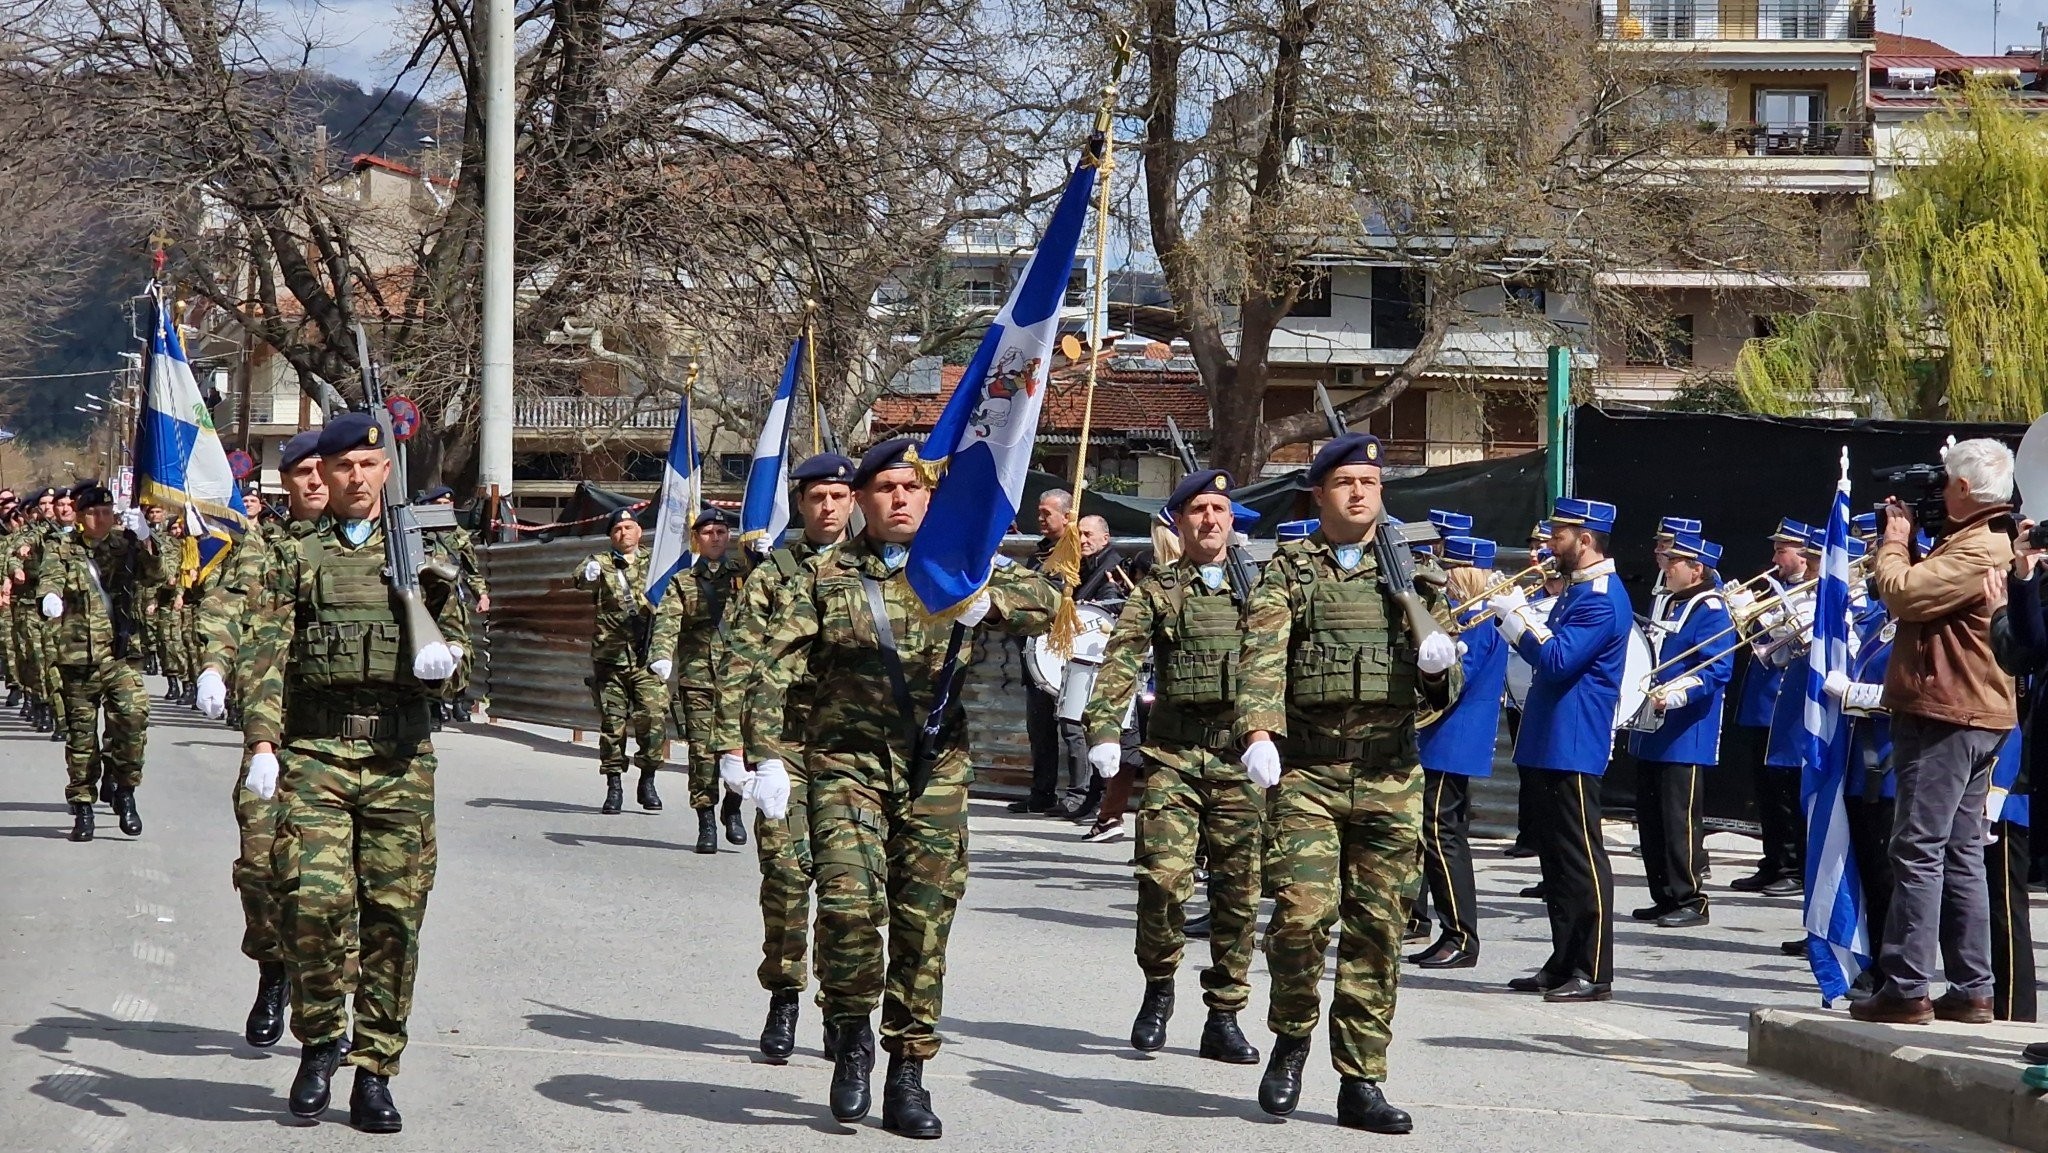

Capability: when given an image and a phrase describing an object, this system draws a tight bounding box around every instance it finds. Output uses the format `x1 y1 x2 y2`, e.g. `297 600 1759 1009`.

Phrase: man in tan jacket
1852 438 2018 1025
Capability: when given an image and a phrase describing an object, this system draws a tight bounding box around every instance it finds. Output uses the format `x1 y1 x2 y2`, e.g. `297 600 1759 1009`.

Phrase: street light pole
477 0 516 533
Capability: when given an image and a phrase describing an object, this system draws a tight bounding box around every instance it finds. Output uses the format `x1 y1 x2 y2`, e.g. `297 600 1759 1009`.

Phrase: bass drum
1501 612 1656 732
1501 595 1555 710
1024 600 1120 693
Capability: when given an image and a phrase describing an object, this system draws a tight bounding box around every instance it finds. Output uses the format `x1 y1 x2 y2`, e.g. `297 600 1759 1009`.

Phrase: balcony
1599 1 1875 42
1598 119 1872 157
513 394 680 433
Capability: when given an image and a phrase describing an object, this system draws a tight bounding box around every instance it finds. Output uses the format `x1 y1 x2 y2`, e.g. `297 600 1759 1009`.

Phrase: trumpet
1434 558 1559 634
1638 559 1865 687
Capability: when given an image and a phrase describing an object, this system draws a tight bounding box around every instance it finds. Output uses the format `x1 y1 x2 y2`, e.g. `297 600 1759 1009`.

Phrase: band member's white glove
1088 741 1123 779
1822 670 1850 701
1986 785 2010 829
412 641 459 681
244 751 280 800
718 751 752 797
121 507 152 541
583 560 602 582
753 758 792 820
956 589 993 628
1241 738 1282 789
649 659 673 680
194 669 228 719
1655 675 1702 711
1725 586 1757 614
1490 586 1531 644
39 592 62 618
1416 630 1458 675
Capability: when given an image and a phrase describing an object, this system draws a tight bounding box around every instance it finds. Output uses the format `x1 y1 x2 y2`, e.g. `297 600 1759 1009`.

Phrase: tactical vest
1286 557 1414 707
1156 579 1240 706
291 533 409 688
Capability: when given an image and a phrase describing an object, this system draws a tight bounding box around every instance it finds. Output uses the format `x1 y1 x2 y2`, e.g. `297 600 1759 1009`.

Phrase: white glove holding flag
1417 631 1458 675
1241 738 1282 789
583 560 602 582
718 752 752 797
39 592 62 619
1823 670 1851 701
1088 741 1123 779
754 758 792 820
956 590 993 628
194 669 228 719
650 659 673 680
121 507 152 541
244 752 280 800
412 642 459 681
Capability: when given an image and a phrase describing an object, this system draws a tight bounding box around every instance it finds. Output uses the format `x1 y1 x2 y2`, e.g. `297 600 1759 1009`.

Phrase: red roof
1872 31 1958 56
350 153 455 188
869 354 1209 437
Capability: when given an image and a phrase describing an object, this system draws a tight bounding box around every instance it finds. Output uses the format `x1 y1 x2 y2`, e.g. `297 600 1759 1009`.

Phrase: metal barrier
479 537 605 733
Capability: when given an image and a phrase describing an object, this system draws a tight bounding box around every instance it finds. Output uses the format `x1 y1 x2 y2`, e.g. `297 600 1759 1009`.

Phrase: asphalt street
1 691 2033 1152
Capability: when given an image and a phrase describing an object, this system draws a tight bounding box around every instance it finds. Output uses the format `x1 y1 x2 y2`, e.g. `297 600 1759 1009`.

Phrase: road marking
109 993 158 1023
129 941 176 967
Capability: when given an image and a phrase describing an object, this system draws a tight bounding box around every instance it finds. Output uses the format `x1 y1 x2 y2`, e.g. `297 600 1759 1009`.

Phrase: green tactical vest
1156 576 1241 706
1286 555 1415 707
291 533 409 689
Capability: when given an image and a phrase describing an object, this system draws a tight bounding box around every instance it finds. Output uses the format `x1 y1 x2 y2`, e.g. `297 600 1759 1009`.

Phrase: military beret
1306 433 1383 485
605 507 641 530
70 482 112 509
279 429 323 472
417 485 455 504
1657 516 1702 538
851 437 919 489
313 411 382 458
1551 497 1617 535
789 452 855 489
1165 469 1233 517
693 507 734 531
1441 535 1496 570
1428 509 1473 535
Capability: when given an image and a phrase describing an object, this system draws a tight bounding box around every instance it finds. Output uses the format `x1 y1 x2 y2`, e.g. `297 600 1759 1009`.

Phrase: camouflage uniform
1085 558 1264 1012
572 546 667 778
430 525 488 608
244 516 470 1077
38 525 163 804
152 557 188 683
745 539 1057 1059
1236 532 1454 1083
20 523 70 726
653 553 752 810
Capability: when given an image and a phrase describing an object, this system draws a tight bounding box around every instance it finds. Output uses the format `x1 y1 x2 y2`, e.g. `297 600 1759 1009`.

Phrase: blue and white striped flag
135 289 244 530
905 145 1099 615
644 389 700 605
1799 454 1870 1003
738 338 802 555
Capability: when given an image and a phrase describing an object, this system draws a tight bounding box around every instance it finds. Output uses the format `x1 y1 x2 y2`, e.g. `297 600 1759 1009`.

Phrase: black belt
1285 728 1411 761
1146 710 1236 750
286 699 432 742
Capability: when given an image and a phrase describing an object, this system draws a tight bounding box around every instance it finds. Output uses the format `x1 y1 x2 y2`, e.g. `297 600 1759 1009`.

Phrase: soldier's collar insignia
880 543 908 572
1198 563 1225 591
1334 544 1364 571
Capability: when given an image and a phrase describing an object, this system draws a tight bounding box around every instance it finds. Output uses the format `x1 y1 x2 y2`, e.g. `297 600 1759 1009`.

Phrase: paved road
1 693 2030 1152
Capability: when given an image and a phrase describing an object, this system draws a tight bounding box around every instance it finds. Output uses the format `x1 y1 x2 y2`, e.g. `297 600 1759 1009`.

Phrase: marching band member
1726 519 1812 894
1650 516 1701 620
1753 526 1827 897
1506 521 1561 863
1488 499 1630 1002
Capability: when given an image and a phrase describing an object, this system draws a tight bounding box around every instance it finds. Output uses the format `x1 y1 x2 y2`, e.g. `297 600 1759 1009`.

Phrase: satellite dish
1058 334 1084 361
2016 414 2048 522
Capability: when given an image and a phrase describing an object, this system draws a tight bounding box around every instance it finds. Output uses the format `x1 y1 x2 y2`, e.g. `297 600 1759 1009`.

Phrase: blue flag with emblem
644 388 700 605
738 337 801 555
135 288 246 533
1799 455 1869 1003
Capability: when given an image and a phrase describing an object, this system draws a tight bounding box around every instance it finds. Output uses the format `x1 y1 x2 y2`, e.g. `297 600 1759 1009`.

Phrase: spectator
1010 489 1073 815
1851 438 2019 1025
1983 532 2040 1025
1055 515 1137 821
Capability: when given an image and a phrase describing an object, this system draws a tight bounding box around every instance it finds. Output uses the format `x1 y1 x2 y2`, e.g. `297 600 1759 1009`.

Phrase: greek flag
1799 462 1869 1003
644 389 700 605
905 144 1099 614
738 338 801 555
135 290 244 529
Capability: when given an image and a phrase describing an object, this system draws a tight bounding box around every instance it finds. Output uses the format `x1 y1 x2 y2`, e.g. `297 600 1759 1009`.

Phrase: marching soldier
242 412 470 1132
1236 432 1459 1135
1488 498 1631 1002
712 451 855 1060
742 438 1057 1138
1082 469 1263 1065
25 487 76 740
652 507 753 853
419 486 488 725
573 508 669 815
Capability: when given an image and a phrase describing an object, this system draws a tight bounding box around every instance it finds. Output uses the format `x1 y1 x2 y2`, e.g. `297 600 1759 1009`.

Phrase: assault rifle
1162 415 1258 603
352 324 459 671
1311 382 1446 648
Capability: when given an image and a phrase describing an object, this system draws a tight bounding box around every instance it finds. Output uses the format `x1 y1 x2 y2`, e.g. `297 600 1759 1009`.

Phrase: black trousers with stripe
1419 770 1480 952
1989 821 2037 1022
1527 766 1615 985
1636 761 1707 915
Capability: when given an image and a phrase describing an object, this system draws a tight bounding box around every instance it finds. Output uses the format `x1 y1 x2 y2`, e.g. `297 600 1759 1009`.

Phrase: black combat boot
349 1068 403 1133
31 701 49 731
760 989 799 1061
822 1018 841 1060
163 679 181 703
1130 978 1174 1052
451 698 473 723
289 1038 343 1118
636 770 663 812
98 772 117 808
601 775 623 815
881 1054 942 1139
47 709 63 740
1198 1009 1260 1064
246 961 288 1047
694 808 717 854
66 802 93 842
181 681 197 708
114 788 141 837
721 791 748 846
1337 1078 1413 1134
143 653 158 676
828 1017 875 1123
1258 1033 1311 1116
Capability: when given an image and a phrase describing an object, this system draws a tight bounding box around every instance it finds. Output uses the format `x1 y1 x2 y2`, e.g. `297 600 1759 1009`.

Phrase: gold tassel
1041 527 1084 658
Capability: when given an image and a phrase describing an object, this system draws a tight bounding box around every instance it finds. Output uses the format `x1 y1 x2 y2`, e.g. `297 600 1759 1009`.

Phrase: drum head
1615 626 1653 729
1505 653 1532 710
1024 602 1119 694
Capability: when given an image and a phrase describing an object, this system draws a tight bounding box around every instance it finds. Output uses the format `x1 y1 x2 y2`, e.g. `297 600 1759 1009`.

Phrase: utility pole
477 0 516 532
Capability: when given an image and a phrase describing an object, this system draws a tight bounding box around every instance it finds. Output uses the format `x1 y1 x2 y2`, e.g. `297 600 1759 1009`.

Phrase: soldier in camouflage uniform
17 488 74 739
40 483 163 842
743 438 1058 1138
158 518 196 701
0 492 16 695
653 507 753 853
242 412 469 1132
5 494 49 721
712 451 854 1060
573 507 669 816
418 486 488 726
1082 469 1263 1065
1236 432 1461 1135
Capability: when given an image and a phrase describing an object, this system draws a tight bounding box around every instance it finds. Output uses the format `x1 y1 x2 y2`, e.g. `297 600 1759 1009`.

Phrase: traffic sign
386 395 422 441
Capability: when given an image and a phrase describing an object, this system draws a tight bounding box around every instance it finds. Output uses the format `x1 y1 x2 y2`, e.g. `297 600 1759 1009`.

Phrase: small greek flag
645 389 700 605
738 338 801 555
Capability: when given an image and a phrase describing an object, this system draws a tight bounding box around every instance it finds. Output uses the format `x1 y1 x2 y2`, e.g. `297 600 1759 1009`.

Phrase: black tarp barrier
1230 449 1550 543
1019 471 1164 537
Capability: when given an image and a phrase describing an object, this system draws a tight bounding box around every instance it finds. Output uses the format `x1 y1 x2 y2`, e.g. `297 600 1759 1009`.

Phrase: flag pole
804 303 822 456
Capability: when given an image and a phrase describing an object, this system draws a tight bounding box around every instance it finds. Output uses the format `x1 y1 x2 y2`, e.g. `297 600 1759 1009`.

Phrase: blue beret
1551 497 1617 535
1306 433 1383 485
1277 518 1320 541
851 438 919 489
1441 535 1496 569
1770 518 1812 544
314 411 382 458
605 507 641 530
1428 509 1473 535
790 453 854 488
1845 537 1870 560
1165 469 1234 516
1801 525 1827 552
1666 532 1720 567
416 485 455 504
1657 516 1702 538
693 507 733 530
280 430 323 472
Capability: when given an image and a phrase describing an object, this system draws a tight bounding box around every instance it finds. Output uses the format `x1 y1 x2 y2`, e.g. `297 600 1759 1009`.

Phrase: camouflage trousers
809 755 969 1061
1265 738 1423 1082
233 754 287 964
153 607 188 679
592 663 666 777
41 623 66 722
12 603 42 697
58 660 149 805
757 759 815 992
670 686 719 810
0 606 13 681
1135 744 1266 1012
273 739 438 1078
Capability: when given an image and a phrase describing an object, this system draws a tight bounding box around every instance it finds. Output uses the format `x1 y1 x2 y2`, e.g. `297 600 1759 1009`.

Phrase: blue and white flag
738 338 802 555
1799 456 1869 1003
135 290 244 529
644 389 701 605
905 148 1099 615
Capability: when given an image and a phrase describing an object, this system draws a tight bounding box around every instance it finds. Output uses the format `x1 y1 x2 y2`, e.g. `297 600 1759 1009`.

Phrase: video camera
1873 462 1947 533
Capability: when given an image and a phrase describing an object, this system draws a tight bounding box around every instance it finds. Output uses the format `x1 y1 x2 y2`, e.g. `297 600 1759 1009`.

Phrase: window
1505 282 1547 315
1288 271 1333 318
1064 269 1089 309
513 453 576 481
1626 315 1695 367
718 453 751 483
959 279 1002 308
1370 267 1424 348
1362 390 1428 461
1753 89 1826 155
1483 391 1542 454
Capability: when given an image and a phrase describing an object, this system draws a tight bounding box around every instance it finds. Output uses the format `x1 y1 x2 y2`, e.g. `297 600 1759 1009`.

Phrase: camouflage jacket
573 546 658 667
651 554 753 689
711 536 835 757
36 527 165 666
743 535 1058 790
196 520 293 674
10 521 62 595
1084 556 1241 749
429 525 487 605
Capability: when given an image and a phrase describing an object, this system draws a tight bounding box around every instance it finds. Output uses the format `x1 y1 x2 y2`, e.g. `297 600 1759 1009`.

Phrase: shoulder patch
1591 574 1610 594
991 554 1014 569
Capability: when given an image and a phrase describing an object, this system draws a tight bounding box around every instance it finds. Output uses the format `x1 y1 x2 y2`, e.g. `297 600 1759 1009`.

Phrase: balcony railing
514 394 679 432
1597 120 1872 157
1599 1 1875 41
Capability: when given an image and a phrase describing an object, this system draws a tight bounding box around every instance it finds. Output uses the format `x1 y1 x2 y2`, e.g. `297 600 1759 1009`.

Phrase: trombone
1434 558 1559 634
1637 559 1865 686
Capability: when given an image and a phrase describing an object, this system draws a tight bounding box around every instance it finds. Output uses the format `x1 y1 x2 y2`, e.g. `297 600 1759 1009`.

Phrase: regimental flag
1799 457 1870 1003
645 388 701 605
135 289 246 533
904 142 1100 615
739 338 801 555
188 478 245 582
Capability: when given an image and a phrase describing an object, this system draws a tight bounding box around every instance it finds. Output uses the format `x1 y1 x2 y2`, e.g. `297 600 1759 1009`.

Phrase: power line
0 368 125 383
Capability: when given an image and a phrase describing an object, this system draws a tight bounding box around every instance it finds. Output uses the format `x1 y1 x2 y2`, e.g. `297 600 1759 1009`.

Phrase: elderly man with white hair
1846 437 2020 1025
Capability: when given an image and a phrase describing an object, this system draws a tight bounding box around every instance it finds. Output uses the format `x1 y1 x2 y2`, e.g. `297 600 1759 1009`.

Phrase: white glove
956 589 993 628
121 507 152 541
244 751 280 800
1241 738 1282 789
194 669 228 719
753 758 792 820
412 641 459 681
1986 785 2010 826
39 592 62 619
1490 588 1531 644
1726 586 1757 614
1823 670 1851 701
650 659 673 680
1416 630 1458 675
583 560 601 582
1088 741 1123 779
1841 681 1885 713
718 751 752 797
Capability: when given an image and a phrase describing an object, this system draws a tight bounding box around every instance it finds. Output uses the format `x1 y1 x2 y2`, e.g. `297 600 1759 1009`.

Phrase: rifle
1162 415 1258 603
1310 383 1446 648
352 324 460 671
